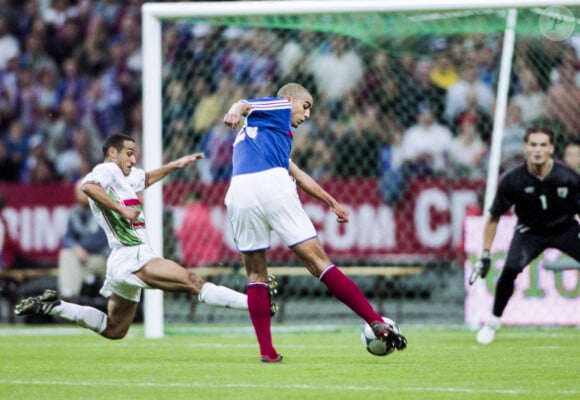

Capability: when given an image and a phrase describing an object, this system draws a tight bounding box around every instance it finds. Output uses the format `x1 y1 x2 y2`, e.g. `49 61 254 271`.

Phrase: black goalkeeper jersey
489 160 580 233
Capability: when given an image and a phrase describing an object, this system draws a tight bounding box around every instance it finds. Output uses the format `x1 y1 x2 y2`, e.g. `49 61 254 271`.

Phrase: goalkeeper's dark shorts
503 223 580 271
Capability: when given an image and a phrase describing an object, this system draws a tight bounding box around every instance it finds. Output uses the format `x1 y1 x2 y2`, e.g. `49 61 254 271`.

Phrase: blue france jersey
232 97 293 176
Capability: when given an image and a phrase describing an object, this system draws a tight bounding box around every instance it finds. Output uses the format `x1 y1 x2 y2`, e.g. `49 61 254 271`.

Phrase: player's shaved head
277 83 310 99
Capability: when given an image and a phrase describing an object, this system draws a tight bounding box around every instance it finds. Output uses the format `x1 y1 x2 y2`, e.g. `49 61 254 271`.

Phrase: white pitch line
0 379 577 395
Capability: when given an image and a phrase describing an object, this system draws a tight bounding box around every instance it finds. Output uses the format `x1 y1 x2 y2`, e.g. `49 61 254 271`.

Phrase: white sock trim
318 264 336 281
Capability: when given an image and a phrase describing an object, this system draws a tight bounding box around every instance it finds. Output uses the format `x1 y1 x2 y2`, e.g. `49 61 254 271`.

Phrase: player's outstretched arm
146 153 205 187
469 213 500 284
82 182 140 222
224 100 251 129
482 213 500 252
289 160 349 223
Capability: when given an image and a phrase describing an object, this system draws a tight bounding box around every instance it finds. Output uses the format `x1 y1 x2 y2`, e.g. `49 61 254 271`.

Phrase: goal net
142 1 580 336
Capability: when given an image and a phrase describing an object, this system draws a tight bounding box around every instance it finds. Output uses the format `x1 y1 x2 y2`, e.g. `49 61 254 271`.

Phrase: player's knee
102 327 128 340
101 320 130 340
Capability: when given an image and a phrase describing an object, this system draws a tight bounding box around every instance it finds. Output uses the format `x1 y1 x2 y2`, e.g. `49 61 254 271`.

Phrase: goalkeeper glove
469 250 491 285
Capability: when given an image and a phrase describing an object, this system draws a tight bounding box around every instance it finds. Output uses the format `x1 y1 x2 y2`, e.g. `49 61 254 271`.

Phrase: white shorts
100 244 158 302
225 168 317 252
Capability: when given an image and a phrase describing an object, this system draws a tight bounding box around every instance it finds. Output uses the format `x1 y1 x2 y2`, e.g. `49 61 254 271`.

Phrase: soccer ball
360 317 401 356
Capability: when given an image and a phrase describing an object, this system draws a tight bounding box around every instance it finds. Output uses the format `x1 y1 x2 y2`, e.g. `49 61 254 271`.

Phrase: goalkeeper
471 126 580 344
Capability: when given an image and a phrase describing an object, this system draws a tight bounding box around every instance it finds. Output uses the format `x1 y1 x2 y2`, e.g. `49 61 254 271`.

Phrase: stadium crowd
0 0 579 195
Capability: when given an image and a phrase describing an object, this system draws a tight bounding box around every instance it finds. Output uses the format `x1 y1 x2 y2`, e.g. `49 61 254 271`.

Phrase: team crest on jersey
524 186 534 193
245 126 258 139
557 187 568 198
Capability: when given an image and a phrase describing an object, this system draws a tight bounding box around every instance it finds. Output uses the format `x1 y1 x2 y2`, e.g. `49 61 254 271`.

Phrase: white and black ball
361 317 401 356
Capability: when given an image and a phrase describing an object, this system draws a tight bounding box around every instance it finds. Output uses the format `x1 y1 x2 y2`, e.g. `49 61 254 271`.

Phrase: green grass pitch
0 324 578 400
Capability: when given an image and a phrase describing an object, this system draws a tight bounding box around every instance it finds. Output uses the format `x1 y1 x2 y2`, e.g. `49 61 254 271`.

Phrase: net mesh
155 6 580 324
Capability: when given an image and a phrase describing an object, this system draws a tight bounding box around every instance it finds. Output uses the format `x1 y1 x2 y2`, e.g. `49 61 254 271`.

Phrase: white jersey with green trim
81 162 149 249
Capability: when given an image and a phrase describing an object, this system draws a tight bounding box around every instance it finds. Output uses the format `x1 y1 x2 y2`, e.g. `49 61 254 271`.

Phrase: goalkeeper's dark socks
319 265 383 324
247 282 278 359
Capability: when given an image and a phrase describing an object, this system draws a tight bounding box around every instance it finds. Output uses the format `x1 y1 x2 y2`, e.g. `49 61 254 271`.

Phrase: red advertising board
0 183 76 264
166 177 484 263
1 178 484 265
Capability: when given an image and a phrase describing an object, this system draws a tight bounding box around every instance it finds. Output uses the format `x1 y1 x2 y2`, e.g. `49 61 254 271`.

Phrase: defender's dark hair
102 134 135 158
524 125 554 144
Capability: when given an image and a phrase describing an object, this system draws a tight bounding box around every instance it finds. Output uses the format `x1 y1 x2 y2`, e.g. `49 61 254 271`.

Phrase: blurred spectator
0 16 19 70
96 39 135 130
176 191 223 268
75 15 110 77
395 50 416 92
15 67 41 134
42 0 82 31
56 57 90 105
28 155 59 183
448 38 467 69
35 67 60 123
0 54 19 131
55 126 100 182
81 77 122 139
217 27 254 85
90 0 123 31
0 0 17 32
57 181 108 302
162 78 194 144
393 53 447 127
15 0 41 41
46 17 84 68
308 139 334 180
545 57 580 141
277 30 318 88
19 32 59 76
378 117 409 205
192 76 242 138
124 32 142 75
291 124 335 180
475 43 499 90
358 50 400 117
452 90 493 142
243 28 279 95
409 57 446 125
307 35 364 120
125 100 142 139
430 45 459 90
401 103 453 175
0 139 20 181
334 106 381 177
445 61 495 124
44 97 99 164
510 67 546 124
449 115 488 178
21 133 43 182
562 140 580 174
197 122 234 183
4 120 28 176
501 103 526 167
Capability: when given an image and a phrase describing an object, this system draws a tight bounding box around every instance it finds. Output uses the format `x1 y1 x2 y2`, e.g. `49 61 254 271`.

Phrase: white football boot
476 316 501 344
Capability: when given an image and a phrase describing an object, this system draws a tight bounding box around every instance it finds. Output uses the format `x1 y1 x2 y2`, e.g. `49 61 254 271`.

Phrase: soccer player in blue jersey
223 83 407 362
471 126 580 344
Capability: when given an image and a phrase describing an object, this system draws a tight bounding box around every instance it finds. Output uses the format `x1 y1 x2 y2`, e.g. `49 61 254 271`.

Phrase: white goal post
141 0 579 338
